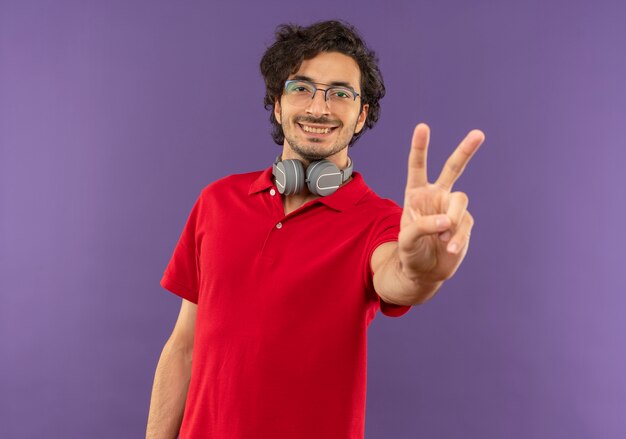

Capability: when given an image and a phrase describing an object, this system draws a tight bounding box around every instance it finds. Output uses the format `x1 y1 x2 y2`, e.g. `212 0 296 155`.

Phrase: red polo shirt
161 167 410 439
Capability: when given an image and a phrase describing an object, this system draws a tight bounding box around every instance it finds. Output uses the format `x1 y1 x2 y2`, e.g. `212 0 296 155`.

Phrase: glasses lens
327 87 356 102
285 81 315 105
284 80 358 108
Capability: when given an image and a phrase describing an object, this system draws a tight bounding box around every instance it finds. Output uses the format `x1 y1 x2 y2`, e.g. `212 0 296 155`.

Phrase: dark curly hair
259 20 385 147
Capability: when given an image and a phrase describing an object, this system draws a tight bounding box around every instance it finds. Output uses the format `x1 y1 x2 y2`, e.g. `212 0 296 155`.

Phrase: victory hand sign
371 123 485 306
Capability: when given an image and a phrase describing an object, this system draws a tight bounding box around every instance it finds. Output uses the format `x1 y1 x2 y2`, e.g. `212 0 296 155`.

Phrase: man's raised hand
398 123 485 285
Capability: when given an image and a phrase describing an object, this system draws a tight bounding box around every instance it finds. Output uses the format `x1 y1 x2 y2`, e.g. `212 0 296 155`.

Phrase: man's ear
274 98 282 125
354 104 369 134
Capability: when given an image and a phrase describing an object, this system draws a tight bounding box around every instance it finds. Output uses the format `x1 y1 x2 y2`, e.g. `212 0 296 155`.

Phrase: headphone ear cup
306 160 342 197
275 159 305 195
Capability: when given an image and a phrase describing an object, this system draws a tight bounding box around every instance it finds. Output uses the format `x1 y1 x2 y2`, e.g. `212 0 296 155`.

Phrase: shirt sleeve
160 193 203 304
365 205 412 318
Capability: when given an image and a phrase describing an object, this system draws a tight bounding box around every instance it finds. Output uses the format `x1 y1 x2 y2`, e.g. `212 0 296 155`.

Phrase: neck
282 191 315 216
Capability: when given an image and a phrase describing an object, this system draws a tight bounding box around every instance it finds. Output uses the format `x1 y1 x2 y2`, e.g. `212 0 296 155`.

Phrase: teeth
301 124 332 134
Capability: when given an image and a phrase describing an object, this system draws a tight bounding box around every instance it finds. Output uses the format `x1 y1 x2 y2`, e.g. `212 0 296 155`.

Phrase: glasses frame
283 79 361 104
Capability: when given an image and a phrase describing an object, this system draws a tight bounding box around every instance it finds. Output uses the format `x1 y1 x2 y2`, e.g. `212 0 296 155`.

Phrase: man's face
274 51 369 163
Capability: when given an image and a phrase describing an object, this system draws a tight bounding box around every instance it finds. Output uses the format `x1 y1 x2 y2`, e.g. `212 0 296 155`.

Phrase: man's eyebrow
291 75 356 89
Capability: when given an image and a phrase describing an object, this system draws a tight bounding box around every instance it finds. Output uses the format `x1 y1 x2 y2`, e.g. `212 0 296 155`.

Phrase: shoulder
359 192 401 210
354 184 402 217
338 185 401 235
198 169 265 200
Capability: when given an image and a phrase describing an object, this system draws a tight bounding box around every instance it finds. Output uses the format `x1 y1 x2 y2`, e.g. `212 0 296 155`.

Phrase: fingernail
435 216 450 228
439 231 451 242
409 209 417 220
448 242 459 254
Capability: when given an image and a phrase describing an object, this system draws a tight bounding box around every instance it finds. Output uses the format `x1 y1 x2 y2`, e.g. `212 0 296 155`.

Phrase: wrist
397 259 444 300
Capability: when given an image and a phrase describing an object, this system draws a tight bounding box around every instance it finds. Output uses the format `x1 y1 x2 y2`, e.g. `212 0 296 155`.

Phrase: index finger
435 129 485 190
406 123 430 190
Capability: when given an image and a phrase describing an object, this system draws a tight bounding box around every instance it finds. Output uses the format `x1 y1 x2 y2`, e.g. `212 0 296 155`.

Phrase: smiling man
146 20 484 439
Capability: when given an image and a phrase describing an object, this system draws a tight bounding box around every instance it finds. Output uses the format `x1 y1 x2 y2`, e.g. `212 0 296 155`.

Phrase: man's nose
306 89 330 116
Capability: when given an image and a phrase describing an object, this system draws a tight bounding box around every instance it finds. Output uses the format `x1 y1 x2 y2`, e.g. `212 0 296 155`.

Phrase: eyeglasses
283 80 361 108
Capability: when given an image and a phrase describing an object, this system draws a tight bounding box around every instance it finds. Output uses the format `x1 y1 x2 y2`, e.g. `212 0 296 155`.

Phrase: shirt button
270 188 276 196
276 222 283 229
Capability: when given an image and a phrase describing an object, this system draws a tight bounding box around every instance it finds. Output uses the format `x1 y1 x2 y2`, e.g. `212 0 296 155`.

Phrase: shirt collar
248 166 369 212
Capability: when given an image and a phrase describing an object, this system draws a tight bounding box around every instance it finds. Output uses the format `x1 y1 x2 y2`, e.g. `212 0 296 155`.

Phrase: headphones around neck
272 155 354 197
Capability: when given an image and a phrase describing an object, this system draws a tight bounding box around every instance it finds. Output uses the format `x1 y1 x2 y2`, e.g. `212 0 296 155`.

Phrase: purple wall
2 0 625 437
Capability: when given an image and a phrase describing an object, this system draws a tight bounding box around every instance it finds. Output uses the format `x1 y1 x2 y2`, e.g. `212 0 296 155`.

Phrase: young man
146 20 484 439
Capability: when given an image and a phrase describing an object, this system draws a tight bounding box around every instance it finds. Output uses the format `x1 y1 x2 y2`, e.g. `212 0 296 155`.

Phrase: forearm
373 247 443 306
146 340 192 439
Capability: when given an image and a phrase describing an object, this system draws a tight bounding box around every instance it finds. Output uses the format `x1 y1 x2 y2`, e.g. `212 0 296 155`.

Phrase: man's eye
288 84 313 94
331 89 351 99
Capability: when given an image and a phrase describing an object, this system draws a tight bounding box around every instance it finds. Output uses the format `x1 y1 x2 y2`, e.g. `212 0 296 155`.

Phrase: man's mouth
298 123 338 135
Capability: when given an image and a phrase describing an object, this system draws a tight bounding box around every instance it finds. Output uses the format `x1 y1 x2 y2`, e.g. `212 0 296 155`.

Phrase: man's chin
285 135 351 162
291 147 330 162
289 145 338 162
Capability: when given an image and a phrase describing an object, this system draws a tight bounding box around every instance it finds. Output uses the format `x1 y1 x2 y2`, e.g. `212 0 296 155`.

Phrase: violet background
2 0 625 438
